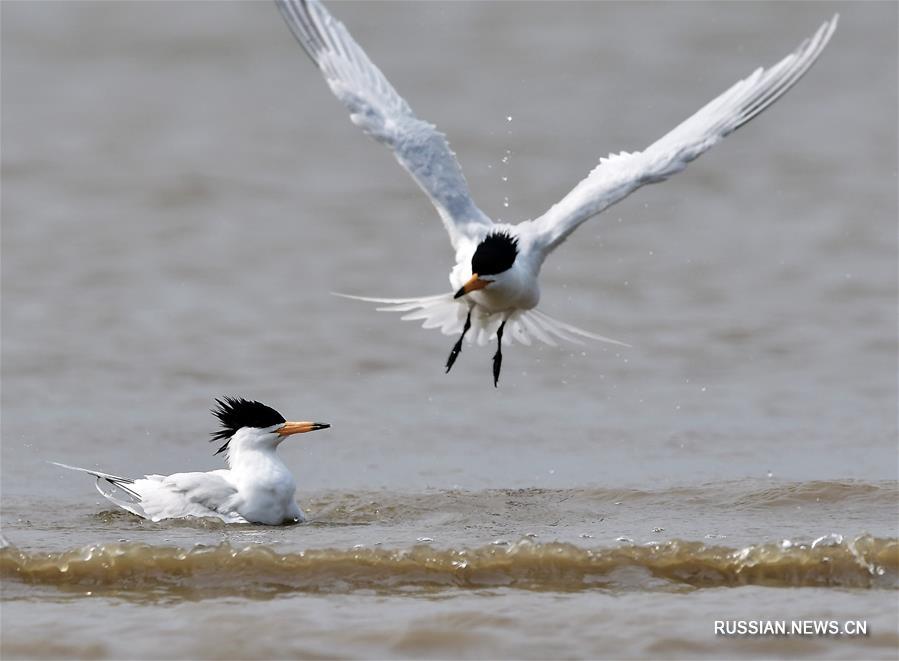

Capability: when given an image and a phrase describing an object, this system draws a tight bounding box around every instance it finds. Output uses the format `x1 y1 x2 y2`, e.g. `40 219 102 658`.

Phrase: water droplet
811 533 843 548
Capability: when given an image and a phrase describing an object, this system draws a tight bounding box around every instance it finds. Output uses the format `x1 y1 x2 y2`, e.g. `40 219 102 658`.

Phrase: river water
2 1 897 659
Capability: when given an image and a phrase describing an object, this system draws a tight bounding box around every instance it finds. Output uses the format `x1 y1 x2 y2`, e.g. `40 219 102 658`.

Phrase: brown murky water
2 1 897 659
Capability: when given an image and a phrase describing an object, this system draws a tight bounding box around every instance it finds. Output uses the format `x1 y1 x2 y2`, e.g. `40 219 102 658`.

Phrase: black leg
445 308 473 374
492 321 506 387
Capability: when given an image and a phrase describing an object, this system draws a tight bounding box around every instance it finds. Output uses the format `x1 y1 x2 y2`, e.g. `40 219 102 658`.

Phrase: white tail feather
94 480 148 519
51 461 147 518
333 293 630 348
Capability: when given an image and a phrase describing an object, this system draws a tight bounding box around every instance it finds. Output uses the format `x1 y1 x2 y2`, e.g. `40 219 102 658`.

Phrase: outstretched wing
277 0 492 249
528 15 838 254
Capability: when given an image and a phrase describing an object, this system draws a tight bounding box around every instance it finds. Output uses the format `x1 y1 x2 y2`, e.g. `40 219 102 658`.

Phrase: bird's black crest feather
210 397 285 455
472 231 518 276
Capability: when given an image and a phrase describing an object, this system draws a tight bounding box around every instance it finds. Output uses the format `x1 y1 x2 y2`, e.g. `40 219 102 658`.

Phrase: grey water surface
2 1 897 659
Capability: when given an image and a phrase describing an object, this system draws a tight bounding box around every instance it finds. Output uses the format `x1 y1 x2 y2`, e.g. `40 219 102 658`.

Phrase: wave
2 536 895 597
297 480 899 524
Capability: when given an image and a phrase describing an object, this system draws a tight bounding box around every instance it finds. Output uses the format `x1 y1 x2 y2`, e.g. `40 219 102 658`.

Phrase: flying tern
53 397 329 525
277 0 838 385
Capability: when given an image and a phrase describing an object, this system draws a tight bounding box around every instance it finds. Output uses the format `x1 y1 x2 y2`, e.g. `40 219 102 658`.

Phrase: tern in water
53 397 329 525
277 0 837 386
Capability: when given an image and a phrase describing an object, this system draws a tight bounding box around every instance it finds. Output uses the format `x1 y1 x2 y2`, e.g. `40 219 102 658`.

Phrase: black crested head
471 231 518 276
210 397 286 455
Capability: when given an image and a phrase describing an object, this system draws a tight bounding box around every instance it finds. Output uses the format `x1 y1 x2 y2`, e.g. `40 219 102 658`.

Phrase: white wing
53 461 245 522
277 0 492 249
528 15 838 253
135 471 245 523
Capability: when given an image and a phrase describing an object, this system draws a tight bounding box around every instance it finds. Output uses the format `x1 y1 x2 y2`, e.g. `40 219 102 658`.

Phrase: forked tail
51 461 147 519
334 293 630 348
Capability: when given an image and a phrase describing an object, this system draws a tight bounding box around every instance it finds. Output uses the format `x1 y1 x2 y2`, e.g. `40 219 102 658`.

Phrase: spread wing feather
277 0 492 249
528 15 838 253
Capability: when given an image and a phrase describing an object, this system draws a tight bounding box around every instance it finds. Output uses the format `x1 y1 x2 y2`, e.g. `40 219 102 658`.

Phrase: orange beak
454 273 490 299
277 421 330 437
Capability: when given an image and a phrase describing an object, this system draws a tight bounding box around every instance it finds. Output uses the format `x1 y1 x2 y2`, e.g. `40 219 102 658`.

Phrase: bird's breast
238 484 297 525
468 282 539 312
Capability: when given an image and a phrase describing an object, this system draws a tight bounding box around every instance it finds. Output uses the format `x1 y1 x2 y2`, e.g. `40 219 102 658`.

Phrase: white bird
277 0 838 386
53 397 329 525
